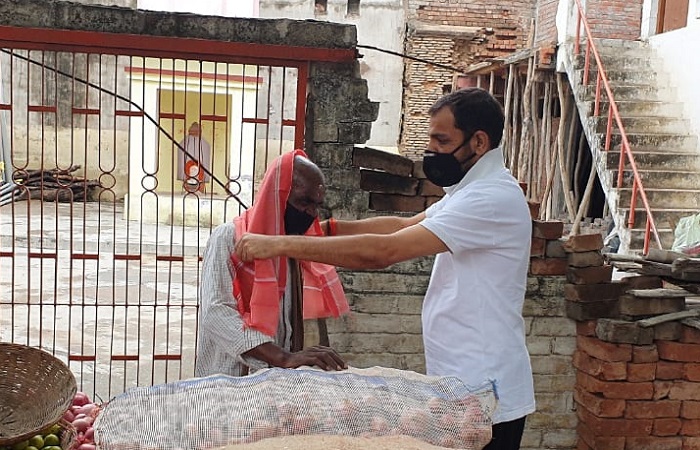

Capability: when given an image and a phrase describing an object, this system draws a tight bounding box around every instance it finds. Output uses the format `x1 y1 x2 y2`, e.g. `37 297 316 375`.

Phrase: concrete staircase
562 38 700 254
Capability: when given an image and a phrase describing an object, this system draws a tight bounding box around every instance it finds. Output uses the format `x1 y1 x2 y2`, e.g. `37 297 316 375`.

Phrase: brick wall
534 0 559 48
401 0 536 160
584 0 644 40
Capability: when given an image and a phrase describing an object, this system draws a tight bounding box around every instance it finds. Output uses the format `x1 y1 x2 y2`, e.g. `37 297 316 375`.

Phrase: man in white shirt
235 88 535 450
177 122 211 191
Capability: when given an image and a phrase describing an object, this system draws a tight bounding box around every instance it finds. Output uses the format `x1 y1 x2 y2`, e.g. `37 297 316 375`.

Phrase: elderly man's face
285 178 325 235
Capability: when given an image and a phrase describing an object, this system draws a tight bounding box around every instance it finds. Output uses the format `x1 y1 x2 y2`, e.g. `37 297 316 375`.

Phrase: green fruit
44 447 62 450
27 436 43 448
42 434 60 447
46 424 62 435
11 440 28 450
25 446 39 450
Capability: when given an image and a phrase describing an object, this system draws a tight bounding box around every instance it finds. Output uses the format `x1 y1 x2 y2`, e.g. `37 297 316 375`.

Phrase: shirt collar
444 147 506 195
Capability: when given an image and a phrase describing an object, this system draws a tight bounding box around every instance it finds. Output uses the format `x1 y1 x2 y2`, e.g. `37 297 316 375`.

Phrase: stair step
617 188 700 209
583 100 684 117
611 168 700 189
629 228 675 251
603 133 698 149
606 151 700 171
575 54 662 70
582 85 675 102
620 208 700 230
577 68 666 86
593 38 647 49
593 116 690 134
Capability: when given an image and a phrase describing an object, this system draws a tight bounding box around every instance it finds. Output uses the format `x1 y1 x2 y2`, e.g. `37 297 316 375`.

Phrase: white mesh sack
94 366 497 450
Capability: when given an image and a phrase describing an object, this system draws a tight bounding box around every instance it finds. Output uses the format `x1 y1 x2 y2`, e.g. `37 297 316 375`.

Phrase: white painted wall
647 2 700 138
259 0 405 152
137 0 259 17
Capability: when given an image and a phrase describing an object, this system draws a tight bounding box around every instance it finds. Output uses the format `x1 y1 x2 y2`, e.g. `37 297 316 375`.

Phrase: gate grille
0 29 314 400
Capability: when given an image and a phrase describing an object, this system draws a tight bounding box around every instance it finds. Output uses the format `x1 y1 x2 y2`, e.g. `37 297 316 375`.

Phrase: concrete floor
0 199 210 401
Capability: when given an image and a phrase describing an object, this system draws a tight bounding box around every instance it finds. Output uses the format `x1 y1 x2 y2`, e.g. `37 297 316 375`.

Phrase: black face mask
284 203 315 235
422 139 477 187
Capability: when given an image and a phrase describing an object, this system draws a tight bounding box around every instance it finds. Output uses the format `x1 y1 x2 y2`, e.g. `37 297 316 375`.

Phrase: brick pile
563 234 700 449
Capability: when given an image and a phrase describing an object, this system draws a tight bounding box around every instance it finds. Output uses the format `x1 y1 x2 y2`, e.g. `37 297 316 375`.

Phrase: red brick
369 193 425 212
682 327 700 345
578 406 653 436
669 382 700 401
633 345 660 363
626 400 681 419
628 363 658 382
620 275 664 290
683 436 700 450
529 257 567 275
574 386 625 417
532 220 564 239
682 402 700 419
577 371 654 399
626 436 682 449
568 250 605 268
685 364 700 382
578 335 632 362
546 238 566 258
682 420 700 436
658 361 686 380
567 265 614 285
565 283 623 302
654 419 683 436
527 201 540 219
531 237 546 257
567 299 620 321
563 233 604 252
656 381 675 400
659 342 700 363
578 320 598 337
574 350 627 380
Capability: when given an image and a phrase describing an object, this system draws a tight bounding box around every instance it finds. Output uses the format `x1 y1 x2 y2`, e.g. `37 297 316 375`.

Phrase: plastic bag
671 212 700 256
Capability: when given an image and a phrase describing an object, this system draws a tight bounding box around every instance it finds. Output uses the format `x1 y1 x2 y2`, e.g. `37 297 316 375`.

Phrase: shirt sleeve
199 222 273 367
420 183 499 253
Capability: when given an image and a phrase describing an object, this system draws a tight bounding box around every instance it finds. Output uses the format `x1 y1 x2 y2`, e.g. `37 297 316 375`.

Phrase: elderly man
195 149 349 377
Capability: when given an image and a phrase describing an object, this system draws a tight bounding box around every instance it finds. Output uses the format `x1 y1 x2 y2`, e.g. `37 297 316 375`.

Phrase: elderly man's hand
235 233 280 261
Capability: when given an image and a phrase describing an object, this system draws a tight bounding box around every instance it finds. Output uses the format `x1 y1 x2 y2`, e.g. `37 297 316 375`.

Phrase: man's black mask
284 203 315 235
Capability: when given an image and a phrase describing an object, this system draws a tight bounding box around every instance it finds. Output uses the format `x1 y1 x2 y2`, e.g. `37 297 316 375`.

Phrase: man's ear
472 130 491 155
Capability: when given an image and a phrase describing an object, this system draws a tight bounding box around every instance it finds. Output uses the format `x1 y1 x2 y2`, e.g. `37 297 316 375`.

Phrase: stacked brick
525 218 578 449
351 146 445 213
564 234 700 449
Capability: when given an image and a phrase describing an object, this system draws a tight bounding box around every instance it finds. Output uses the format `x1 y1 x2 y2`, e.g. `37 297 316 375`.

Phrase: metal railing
573 0 662 254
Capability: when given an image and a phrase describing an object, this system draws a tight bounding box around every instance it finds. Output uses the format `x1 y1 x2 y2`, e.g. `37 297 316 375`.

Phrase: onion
77 444 96 450
78 403 98 416
84 427 95 442
72 418 92 433
62 410 75 422
73 392 91 406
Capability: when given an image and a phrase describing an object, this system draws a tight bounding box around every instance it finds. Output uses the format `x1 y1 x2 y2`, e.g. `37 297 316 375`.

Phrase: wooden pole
556 73 577 222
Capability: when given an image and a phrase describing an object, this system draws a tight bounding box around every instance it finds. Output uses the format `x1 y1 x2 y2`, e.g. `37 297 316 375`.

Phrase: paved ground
0 200 209 401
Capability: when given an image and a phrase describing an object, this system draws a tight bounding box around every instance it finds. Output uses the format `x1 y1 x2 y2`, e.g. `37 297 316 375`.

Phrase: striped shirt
195 222 293 377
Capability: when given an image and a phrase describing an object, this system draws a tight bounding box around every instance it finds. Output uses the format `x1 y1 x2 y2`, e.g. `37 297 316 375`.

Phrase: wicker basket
0 342 77 446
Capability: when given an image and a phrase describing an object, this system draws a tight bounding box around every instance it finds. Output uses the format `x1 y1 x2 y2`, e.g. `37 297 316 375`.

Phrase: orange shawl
231 149 350 337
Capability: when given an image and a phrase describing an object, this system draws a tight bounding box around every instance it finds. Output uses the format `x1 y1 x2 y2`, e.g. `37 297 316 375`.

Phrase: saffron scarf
231 149 350 337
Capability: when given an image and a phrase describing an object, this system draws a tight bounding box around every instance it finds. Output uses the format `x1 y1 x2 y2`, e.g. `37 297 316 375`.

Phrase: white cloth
195 222 293 377
420 147 535 424
177 135 211 182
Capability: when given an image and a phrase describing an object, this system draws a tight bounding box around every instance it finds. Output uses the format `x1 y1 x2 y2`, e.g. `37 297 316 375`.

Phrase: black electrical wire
0 49 249 209
356 44 465 73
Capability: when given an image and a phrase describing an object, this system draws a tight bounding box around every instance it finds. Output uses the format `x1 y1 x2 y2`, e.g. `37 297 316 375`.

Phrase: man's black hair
428 87 505 149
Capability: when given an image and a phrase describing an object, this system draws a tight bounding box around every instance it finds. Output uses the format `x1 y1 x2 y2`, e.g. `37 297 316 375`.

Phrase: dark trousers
483 416 527 450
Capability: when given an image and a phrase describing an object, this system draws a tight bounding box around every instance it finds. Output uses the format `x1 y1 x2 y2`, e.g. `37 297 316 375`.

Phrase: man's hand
244 343 347 371
235 233 279 261
281 346 347 371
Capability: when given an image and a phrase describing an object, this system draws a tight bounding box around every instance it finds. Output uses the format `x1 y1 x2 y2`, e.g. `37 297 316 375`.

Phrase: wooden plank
638 310 700 327
628 288 690 298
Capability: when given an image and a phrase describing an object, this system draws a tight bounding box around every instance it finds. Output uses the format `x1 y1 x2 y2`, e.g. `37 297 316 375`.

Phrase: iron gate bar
0 26 358 64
